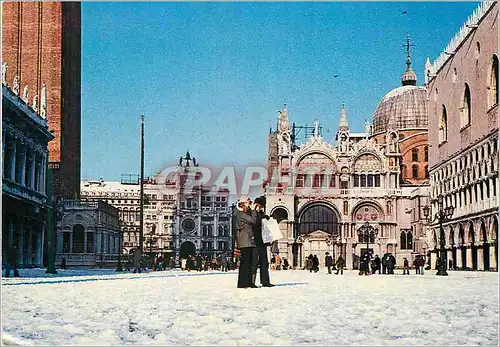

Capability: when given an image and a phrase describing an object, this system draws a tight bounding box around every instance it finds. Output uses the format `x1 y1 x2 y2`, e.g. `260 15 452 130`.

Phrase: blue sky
81 2 480 181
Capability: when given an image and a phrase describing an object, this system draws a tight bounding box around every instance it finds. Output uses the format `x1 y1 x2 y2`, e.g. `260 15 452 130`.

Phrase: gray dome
372 85 428 135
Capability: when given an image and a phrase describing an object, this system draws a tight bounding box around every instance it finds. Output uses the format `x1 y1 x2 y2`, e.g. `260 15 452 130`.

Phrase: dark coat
312 256 319 267
336 256 344 268
235 208 257 248
325 255 333 267
252 210 265 246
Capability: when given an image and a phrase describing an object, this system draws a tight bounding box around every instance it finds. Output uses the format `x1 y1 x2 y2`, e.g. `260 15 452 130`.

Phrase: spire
401 34 417 86
186 150 191 160
425 57 432 85
338 103 349 132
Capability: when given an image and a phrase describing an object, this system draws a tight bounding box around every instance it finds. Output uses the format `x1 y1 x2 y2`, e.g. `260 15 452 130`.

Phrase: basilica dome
372 56 428 135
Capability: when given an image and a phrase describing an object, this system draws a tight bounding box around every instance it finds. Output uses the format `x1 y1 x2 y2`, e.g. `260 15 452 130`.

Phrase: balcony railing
3 180 47 205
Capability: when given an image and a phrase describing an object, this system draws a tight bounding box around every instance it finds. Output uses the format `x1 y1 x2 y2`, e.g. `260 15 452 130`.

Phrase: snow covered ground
2 269 498 345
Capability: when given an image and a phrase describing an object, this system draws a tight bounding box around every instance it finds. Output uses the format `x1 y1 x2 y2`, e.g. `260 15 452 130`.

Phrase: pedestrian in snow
235 195 258 288
419 255 425 275
335 255 344 275
387 254 396 274
312 255 320 272
403 257 410 275
413 256 420 274
250 196 274 287
283 258 289 270
4 245 20 278
448 258 454 271
372 255 381 274
307 254 314 272
325 252 333 274
270 255 276 271
221 254 229 272
196 254 203 272
382 254 388 274
132 248 142 274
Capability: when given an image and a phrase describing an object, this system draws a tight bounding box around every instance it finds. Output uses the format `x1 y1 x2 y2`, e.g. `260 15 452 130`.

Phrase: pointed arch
489 54 499 108
439 105 448 144
460 83 471 128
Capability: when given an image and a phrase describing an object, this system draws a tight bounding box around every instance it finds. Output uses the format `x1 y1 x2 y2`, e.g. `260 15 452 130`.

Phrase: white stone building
265 50 430 269
80 152 233 265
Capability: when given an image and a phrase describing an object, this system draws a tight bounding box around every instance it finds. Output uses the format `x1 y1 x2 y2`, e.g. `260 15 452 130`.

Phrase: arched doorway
482 221 489 271
270 207 291 262
469 223 478 270
299 204 338 235
459 227 466 270
298 203 340 267
180 241 196 260
73 224 85 253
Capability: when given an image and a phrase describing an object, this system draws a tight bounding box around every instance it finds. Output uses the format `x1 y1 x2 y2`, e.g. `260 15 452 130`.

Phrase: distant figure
325 252 333 275
335 255 344 275
448 258 454 271
403 258 410 275
312 255 319 273
196 254 202 272
307 254 314 272
413 256 420 274
61 257 67 270
4 245 20 278
133 248 142 273
282 258 289 270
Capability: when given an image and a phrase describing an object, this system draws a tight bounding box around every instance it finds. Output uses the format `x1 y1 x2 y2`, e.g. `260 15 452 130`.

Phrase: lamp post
423 194 454 276
357 221 378 272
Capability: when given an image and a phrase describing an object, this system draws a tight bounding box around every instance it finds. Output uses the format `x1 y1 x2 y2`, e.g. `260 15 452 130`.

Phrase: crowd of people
178 253 234 272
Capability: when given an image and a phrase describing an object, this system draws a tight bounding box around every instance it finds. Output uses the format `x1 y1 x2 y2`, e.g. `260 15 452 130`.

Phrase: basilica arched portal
297 202 341 267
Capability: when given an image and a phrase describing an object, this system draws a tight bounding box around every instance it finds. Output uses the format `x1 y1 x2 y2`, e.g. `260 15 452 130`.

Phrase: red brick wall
2 2 80 200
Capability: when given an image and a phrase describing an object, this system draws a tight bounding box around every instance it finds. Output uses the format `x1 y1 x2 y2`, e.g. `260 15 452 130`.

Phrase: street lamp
357 221 378 271
423 194 454 276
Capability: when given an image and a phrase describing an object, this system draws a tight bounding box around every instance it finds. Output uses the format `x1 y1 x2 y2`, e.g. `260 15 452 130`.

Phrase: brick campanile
2 2 81 201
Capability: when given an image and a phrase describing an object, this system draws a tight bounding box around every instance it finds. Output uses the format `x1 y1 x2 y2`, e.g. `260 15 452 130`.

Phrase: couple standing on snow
234 195 275 289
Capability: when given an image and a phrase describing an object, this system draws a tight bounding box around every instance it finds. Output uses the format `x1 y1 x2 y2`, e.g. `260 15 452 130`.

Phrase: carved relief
354 154 382 172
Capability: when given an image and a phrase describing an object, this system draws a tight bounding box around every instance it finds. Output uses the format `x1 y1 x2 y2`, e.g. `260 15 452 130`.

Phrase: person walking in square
335 254 344 275
325 252 333 274
250 196 274 287
403 257 410 275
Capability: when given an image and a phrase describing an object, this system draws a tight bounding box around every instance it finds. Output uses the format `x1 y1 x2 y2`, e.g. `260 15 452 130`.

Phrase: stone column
18 218 25 266
70 231 74 253
30 151 36 189
490 244 497 270
40 154 46 194
84 231 88 253
27 225 33 266
38 225 45 267
456 247 462 270
466 246 472 269
477 246 484 270
57 231 63 253
9 138 16 181
346 240 353 269
20 145 26 186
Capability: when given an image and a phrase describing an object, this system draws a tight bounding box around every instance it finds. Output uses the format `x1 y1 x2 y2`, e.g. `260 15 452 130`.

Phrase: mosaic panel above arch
353 153 382 172
353 205 381 223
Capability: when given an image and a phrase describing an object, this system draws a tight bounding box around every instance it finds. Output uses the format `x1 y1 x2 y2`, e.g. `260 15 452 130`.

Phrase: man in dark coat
234 195 258 288
132 248 142 273
251 196 274 287
4 245 20 278
372 255 381 274
325 252 333 274
312 255 320 272
335 254 344 275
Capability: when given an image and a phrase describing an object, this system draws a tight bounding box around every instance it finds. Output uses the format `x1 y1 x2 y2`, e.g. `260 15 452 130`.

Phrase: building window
439 105 448 143
489 54 499 107
400 230 413 250
296 174 304 188
412 165 419 179
374 174 380 187
367 174 373 187
330 174 336 187
460 83 471 129
354 174 359 187
412 149 419 162
360 174 366 188
424 146 428 161
313 174 321 188
343 201 348 215
424 166 429 179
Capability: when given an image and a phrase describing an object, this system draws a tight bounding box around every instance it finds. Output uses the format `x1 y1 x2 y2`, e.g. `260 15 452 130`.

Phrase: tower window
412 149 419 162
412 165 419 179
